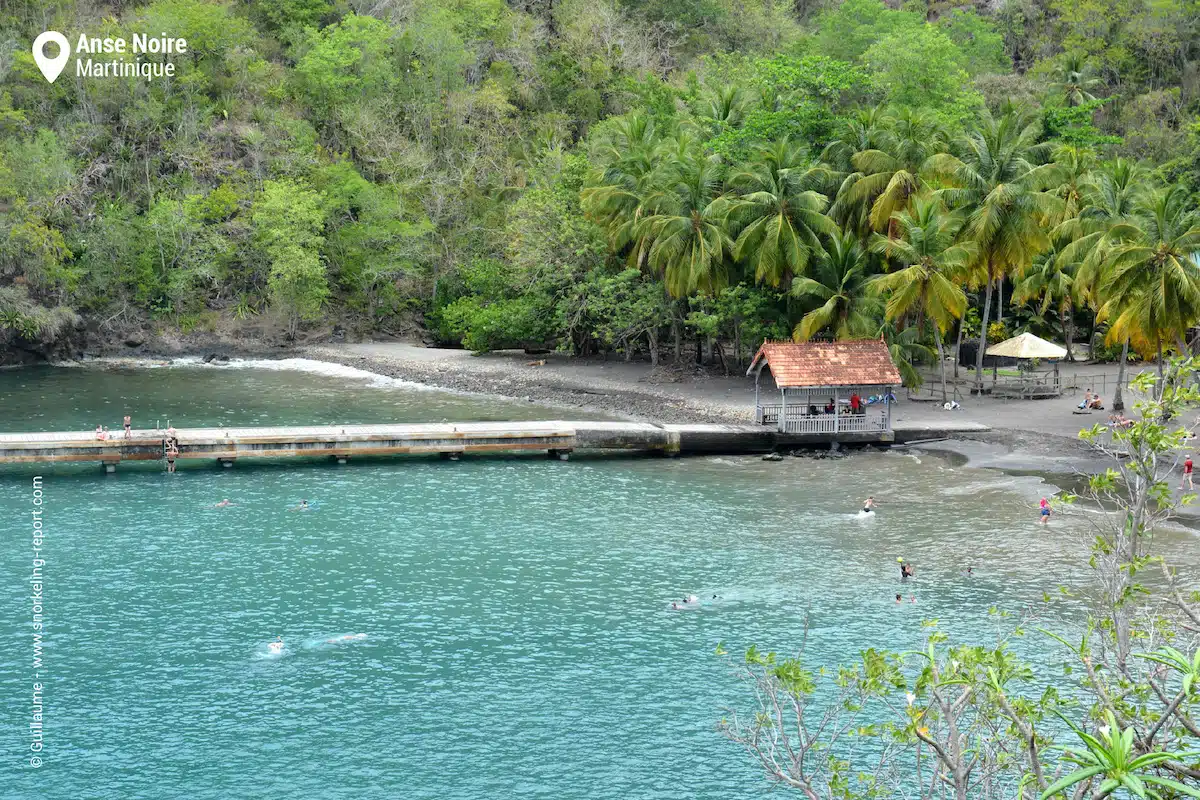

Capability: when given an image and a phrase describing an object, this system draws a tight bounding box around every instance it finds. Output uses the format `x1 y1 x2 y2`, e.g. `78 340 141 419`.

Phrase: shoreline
61 342 1122 475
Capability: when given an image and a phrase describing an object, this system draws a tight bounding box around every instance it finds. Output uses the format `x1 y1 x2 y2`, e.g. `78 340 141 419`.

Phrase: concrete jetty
0 419 990 471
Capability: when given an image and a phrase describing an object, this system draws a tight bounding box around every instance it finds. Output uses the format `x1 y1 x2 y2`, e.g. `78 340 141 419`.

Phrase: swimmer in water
685 594 699 604
326 633 367 643
1039 497 1051 524
268 636 284 653
863 496 875 513
895 593 902 603
289 499 310 511
214 499 234 508
671 602 680 610
910 596 916 604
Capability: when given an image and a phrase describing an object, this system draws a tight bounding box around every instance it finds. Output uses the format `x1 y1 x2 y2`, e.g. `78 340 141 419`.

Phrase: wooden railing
753 406 890 434
757 403 782 424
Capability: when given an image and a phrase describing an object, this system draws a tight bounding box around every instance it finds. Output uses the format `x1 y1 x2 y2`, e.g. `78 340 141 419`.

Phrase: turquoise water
2 362 1197 798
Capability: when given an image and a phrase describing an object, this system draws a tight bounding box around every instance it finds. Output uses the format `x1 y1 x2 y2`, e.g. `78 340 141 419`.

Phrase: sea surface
1 359 1197 799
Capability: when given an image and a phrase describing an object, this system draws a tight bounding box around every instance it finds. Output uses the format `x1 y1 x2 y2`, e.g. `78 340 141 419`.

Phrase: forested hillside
0 0 1197 372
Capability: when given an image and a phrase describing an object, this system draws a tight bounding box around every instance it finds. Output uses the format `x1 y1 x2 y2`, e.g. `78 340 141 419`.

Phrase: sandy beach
303 341 1167 476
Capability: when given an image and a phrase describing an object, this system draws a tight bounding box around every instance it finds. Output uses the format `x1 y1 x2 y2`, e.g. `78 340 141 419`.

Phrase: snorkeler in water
288 499 310 512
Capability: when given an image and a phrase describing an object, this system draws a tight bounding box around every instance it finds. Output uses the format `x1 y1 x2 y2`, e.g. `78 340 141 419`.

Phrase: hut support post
833 387 840 435
886 387 893 432
779 388 786 434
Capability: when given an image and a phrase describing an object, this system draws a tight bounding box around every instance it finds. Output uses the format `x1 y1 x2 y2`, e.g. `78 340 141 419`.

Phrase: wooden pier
0 420 989 471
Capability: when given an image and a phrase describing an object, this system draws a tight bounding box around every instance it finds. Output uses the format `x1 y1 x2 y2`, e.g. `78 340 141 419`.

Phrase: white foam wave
188 357 435 391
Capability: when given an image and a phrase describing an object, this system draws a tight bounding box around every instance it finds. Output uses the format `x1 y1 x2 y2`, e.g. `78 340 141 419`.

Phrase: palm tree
791 231 881 341
725 137 839 288
831 107 948 237
878 321 933 391
1066 159 1146 407
638 146 734 297
869 198 973 401
581 113 663 270
1099 183 1200 378
697 85 745 129
1048 52 1102 108
926 109 1059 393
1013 233 1078 361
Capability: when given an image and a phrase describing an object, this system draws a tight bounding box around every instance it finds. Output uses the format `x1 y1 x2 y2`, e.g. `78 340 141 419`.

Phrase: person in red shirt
1183 455 1193 490
849 393 861 413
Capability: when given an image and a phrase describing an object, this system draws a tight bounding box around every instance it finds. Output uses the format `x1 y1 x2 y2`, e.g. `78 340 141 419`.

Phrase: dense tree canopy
0 0 1198 375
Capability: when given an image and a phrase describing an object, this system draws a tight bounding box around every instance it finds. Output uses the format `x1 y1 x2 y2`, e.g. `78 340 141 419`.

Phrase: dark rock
124 336 145 348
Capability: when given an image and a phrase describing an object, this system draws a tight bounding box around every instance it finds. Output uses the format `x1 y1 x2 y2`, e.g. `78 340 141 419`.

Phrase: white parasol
985 332 1068 360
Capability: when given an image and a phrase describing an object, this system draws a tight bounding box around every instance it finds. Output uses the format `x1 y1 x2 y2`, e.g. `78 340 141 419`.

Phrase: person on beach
1078 391 1091 410
123 415 132 439
1039 497 1051 524
863 496 875 513
1183 455 1194 490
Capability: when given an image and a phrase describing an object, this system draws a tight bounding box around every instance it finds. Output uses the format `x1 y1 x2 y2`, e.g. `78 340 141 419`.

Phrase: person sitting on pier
95 425 106 440
1088 394 1105 410
825 398 835 413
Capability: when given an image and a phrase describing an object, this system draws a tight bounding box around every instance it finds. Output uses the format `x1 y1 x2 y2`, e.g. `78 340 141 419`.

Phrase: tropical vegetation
1 0 1199 398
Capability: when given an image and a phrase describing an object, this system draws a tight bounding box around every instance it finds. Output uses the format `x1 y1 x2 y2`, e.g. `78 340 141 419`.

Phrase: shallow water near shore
2 363 1198 798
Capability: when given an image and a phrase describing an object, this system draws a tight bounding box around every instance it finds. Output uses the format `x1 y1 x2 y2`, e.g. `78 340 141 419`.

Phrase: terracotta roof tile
747 339 902 387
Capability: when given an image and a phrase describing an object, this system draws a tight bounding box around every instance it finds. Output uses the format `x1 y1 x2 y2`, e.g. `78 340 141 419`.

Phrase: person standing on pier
123 415 132 439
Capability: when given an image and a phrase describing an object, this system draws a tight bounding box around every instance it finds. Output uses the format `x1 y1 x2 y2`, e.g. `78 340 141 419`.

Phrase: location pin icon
32 32 70 83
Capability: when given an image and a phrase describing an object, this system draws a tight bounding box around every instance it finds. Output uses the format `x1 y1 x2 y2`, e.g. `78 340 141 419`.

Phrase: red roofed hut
747 340 902 436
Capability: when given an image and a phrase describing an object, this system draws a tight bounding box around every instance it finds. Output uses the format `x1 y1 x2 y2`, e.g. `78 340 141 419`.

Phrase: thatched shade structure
985 332 1067 360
